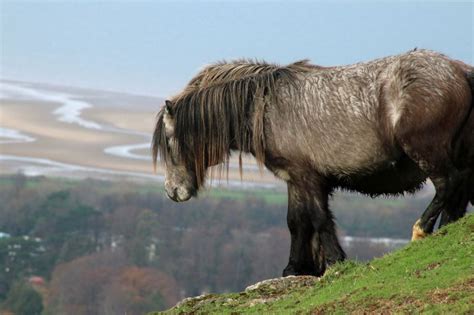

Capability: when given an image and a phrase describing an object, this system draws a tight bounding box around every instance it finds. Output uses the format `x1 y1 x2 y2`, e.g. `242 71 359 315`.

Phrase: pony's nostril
166 186 180 202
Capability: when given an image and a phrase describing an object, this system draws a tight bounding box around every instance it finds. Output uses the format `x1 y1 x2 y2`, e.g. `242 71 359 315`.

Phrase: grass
153 214 474 314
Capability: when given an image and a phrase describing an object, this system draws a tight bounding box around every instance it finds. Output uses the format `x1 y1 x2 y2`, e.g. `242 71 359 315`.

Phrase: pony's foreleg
471 181 474 205
283 182 345 276
283 184 323 276
319 214 346 266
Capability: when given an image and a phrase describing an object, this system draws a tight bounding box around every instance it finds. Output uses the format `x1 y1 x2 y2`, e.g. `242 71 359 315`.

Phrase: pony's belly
332 156 427 196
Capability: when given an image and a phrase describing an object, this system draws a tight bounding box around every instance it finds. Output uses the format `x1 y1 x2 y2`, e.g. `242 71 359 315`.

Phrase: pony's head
153 100 198 202
152 59 311 202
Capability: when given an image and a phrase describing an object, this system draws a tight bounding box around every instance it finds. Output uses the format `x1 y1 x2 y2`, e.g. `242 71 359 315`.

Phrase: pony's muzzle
165 185 192 202
166 187 179 202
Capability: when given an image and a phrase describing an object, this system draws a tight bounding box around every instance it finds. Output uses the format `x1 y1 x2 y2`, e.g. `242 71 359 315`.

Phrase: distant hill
156 214 474 314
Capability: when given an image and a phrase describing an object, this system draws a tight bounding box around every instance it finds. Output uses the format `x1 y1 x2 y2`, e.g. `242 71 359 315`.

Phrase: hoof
282 265 297 277
283 264 321 277
411 219 427 241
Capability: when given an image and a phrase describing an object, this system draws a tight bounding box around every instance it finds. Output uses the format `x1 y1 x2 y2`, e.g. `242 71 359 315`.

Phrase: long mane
152 59 313 187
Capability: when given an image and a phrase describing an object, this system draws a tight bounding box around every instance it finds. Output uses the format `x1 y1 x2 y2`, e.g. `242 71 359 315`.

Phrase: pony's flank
153 59 312 187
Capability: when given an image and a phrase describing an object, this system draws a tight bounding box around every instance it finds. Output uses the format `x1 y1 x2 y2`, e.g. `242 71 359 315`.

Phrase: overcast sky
1 1 473 97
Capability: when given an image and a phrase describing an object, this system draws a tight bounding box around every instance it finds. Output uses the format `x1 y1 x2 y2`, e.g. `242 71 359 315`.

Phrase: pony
153 49 474 276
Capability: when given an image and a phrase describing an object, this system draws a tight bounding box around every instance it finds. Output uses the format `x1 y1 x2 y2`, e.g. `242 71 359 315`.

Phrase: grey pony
153 49 474 276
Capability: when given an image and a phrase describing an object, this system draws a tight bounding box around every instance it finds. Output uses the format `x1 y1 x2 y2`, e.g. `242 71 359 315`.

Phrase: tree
47 251 127 315
33 190 104 265
2 281 43 315
101 267 179 314
47 251 179 315
0 236 46 300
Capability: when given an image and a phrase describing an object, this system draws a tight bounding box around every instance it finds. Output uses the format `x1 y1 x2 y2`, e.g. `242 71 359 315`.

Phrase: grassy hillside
155 214 474 314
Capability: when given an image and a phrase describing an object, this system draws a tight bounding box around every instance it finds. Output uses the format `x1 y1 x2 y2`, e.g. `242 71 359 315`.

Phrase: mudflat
0 86 277 185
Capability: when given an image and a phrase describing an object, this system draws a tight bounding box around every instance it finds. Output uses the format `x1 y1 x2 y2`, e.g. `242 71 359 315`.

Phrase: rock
172 275 320 311
174 293 214 308
245 275 319 294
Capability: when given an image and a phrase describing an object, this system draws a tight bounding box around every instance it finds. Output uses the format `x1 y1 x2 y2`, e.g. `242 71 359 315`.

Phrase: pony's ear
163 100 176 136
165 100 173 115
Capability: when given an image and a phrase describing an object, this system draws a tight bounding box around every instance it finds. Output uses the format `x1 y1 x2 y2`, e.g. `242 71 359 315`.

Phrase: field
157 214 474 314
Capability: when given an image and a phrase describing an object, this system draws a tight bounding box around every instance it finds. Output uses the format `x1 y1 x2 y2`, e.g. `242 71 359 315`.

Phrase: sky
1 1 473 98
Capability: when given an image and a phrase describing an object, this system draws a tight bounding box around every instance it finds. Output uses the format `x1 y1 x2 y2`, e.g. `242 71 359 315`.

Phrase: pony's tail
461 71 474 206
467 71 474 107
468 72 474 205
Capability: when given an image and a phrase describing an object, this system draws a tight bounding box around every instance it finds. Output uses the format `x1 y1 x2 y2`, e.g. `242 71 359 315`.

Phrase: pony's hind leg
439 169 474 227
400 139 471 240
414 99 474 234
383 52 473 239
412 170 471 240
403 136 471 240
387 71 473 239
